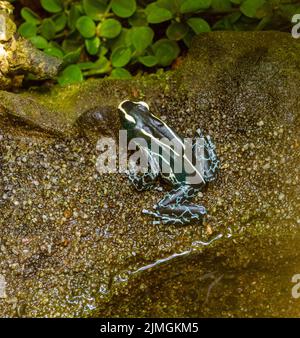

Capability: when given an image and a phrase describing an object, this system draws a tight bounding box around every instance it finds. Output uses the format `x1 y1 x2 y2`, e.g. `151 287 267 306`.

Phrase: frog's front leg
127 170 158 191
143 185 206 225
127 148 160 191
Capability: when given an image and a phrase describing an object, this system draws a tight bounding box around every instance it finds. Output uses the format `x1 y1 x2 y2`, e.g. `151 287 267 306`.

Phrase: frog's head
118 100 150 130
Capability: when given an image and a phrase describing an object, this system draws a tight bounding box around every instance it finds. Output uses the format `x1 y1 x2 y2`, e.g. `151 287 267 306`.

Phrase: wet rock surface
0 32 299 317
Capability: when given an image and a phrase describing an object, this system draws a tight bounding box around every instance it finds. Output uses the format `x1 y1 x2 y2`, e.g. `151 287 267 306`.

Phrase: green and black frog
118 100 219 226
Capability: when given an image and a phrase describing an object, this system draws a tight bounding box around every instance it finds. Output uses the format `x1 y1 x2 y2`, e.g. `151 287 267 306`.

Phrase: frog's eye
136 101 149 110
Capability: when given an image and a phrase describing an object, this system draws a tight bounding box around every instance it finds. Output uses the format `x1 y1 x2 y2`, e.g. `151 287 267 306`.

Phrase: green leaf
212 0 232 11
279 4 300 21
97 18 122 39
58 65 83 86
112 0 136 18
40 18 56 40
156 0 185 14
76 16 96 38
255 2 273 19
180 0 212 13
187 17 211 33
240 0 265 18
213 12 241 30
111 47 132 67
85 36 100 55
63 48 82 66
52 13 67 32
41 0 63 14
128 10 148 26
110 28 132 52
99 45 109 57
255 16 271 30
229 11 242 23
62 37 83 52
18 22 37 38
21 8 41 25
183 30 194 47
152 39 180 66
78 62 95 70
29 36 48 49
44 46 64 58
83 0 107 21
166 22 189 40
111 68 132 79
138 55 158 67
131 26 154 51
68 4 82 30
146 3 173 23
82 56 111 75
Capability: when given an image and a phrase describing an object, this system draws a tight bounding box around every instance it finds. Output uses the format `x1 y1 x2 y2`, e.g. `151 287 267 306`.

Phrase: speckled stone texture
0 32 299 317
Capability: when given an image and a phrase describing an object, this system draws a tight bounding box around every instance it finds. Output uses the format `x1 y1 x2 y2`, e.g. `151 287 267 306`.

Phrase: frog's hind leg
193 129 220 182
127 171 158 191
143 204 206 225
143 185 207 225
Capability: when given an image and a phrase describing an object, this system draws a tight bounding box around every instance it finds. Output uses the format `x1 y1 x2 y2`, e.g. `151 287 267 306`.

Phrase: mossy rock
0 32 299 317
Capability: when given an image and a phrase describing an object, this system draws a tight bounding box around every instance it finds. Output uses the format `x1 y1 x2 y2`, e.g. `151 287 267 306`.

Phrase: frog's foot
142 209 189 225
142 204 207 226
195 128 205 138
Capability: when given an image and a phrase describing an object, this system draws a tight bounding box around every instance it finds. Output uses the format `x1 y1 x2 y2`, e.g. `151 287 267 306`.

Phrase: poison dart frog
118 100 219 225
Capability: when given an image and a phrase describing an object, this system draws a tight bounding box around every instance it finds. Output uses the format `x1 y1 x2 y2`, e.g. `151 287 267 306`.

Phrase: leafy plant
14 0 300 85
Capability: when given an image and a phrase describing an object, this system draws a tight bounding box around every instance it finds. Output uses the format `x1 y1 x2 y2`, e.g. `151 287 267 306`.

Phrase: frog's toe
152 218 177 225
195 128 204 138
142 209 156 216
142 210 165 225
